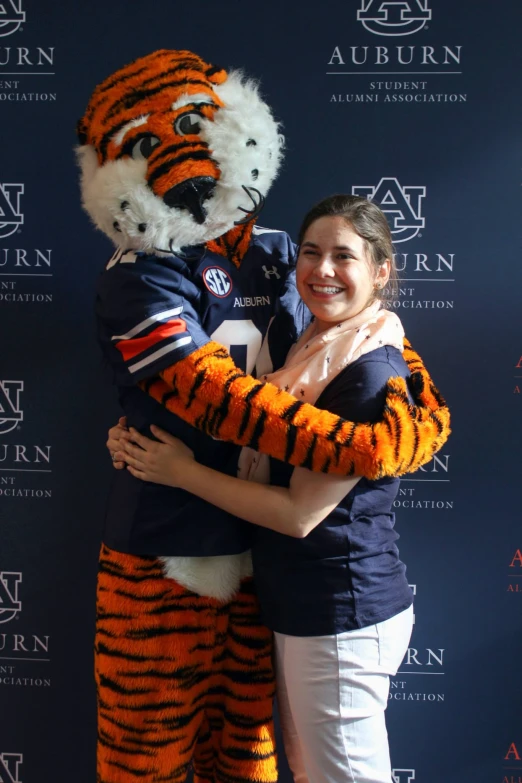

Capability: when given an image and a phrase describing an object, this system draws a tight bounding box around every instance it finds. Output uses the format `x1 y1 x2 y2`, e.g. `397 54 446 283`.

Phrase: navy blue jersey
252 346 414 636
96 227 303 556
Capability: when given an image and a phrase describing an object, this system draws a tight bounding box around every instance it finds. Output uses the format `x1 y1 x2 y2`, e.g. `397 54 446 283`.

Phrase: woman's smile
308 283 346 298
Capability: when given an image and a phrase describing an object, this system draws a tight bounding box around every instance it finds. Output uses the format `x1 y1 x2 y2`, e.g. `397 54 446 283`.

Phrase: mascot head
77 49 283 258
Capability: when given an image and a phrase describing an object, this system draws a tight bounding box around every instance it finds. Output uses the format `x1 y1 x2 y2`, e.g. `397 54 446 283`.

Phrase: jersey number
211 320 263 374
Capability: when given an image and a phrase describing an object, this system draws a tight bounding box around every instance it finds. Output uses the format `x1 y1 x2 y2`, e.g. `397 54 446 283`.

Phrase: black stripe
126 623 213 640
105 78 210 121
209 371 246 436
148 140 208 167
99 118 135 161
96 641 195 664
284 424 298 463
248 409 267 452
162 388 180 407
221 746 277 762
237 383 264 439
134 559 161 571
112 587 200 604
300 432 317 470
98 562 158 583
146 601 213 616
282 399 304 421
98 735 155 757
148 150 213 188
430 409 445 435
206 65 225 79
99 711 151 736
97 611 133 621
326 417 344 441
200 402 214 435
342 422 357 448
98 672 155 696
320 456 331 473
136 59 208 91
117 666 205 685
407 418 420 470
105 759 151 777
186 368 207 409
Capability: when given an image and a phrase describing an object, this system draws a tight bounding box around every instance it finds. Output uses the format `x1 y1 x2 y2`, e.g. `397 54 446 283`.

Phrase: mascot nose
163 177 216 224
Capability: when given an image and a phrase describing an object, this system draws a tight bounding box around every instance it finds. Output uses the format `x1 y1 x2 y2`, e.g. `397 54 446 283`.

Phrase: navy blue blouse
252 345 414 636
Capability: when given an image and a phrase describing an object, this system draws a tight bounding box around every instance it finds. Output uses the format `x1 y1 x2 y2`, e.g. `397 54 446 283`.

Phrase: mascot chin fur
78 49 450 783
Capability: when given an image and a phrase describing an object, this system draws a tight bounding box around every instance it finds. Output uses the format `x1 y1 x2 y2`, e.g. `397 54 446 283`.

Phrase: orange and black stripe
140 338 450 480
96 545 277 783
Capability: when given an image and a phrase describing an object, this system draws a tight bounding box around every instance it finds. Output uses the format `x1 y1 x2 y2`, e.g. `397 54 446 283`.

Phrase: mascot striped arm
77 49 450 480
77 49 450 783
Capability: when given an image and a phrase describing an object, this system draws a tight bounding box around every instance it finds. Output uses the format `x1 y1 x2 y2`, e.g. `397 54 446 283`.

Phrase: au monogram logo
357 1 431 36
352 178 425 243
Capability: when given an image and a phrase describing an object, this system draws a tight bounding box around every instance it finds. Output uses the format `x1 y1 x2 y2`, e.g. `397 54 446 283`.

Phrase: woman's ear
376 258 391 288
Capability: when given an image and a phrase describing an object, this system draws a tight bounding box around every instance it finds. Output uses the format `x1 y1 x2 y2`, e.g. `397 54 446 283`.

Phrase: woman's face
296 215 390 332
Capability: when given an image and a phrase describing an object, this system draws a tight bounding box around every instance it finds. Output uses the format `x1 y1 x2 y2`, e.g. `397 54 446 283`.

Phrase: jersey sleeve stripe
111 306 183 342
128 336 193 374
115 319 187 362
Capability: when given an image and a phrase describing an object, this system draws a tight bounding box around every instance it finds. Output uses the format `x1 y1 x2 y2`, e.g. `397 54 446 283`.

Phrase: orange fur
142 338 450 479
96 544 277 783
78 50 227 199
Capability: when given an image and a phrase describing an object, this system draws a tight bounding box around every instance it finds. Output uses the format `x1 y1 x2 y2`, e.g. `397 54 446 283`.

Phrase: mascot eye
175 112 202 136
131 135 161 160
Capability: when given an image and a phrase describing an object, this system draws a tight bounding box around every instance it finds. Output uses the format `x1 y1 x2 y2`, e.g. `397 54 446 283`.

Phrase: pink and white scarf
239 300 405 482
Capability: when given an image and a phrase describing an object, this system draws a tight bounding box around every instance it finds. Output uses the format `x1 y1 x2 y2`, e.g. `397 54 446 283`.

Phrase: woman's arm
120 426 359 538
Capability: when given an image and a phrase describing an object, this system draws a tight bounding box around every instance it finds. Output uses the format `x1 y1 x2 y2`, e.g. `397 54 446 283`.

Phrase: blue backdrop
1 1 521 782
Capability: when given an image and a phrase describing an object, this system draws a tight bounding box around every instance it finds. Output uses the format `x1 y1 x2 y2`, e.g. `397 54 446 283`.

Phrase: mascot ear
206 65 227 85
76 117 88 146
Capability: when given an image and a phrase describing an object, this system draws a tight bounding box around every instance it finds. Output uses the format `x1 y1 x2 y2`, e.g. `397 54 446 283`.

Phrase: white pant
274 605 413 783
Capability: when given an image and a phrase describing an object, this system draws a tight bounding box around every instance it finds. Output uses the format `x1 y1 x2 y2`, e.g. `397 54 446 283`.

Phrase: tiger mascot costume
77 49 450 783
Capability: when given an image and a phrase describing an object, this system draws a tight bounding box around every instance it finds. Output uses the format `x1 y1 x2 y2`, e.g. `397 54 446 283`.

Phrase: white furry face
78 71 284 253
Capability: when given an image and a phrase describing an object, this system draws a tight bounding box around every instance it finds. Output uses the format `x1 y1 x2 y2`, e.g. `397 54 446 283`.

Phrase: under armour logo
262 265 281 279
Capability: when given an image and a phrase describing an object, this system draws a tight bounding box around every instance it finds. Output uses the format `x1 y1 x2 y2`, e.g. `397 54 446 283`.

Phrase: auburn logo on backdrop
0 1 25 38
505 743 521 761
0 183 24 238
392 770 416 783
357 1 431 36
352 178 425 243
0 754 23 783
0 572 22 623
0 380 23 434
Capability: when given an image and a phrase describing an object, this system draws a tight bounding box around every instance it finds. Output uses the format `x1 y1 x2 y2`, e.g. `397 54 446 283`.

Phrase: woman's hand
122 426 195 488
107 416 128 469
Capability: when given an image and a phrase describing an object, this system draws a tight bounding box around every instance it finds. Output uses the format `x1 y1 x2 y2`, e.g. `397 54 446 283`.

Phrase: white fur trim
159 551 253 602
113 115 150 146
171 93 215 111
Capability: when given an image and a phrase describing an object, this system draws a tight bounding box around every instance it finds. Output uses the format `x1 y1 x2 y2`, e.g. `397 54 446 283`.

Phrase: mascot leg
193 578 278 783
95 546 277 783
95 544 216 782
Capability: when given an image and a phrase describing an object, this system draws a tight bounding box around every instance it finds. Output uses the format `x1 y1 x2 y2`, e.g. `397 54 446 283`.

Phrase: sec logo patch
203 266 233 298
